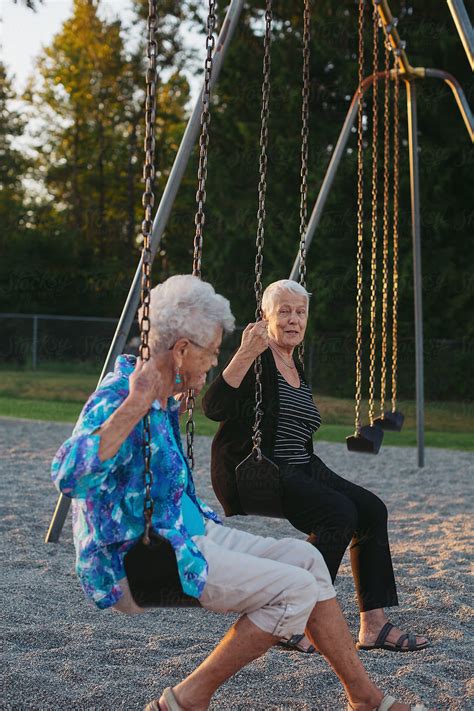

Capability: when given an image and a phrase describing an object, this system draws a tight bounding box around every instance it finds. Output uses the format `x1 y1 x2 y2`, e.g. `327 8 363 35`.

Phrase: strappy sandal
277 633 317 654
356 622 430 653
144 687 183 711
347 693 428 711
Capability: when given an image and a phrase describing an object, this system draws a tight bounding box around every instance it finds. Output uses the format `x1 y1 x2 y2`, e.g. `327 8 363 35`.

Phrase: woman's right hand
238 321 269 360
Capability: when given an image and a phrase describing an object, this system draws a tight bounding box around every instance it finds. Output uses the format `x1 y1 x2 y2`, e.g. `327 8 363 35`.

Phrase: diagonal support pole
447 0 474 71
45 0 245 543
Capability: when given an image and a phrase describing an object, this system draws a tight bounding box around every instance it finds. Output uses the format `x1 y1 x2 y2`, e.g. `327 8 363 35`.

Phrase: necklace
270 345 295 369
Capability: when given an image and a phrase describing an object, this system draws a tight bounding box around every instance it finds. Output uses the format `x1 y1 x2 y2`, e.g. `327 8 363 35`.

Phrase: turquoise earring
175 370 182 385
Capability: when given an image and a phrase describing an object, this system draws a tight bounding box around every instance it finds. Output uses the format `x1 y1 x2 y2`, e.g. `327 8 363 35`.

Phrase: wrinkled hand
128 357 164 412
239 321 269 359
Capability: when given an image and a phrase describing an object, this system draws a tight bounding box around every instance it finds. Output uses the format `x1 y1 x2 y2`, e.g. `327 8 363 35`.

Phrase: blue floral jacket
51 354 221 609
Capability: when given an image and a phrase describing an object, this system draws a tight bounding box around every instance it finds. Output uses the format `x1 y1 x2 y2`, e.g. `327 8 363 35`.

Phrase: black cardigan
201 348 313 516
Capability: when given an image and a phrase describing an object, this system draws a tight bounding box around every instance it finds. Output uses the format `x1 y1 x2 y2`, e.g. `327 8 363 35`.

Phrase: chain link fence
0 313 472 401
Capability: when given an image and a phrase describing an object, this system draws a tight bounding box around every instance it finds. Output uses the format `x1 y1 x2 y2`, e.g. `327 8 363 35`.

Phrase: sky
1 0 201 98
2 1 132 92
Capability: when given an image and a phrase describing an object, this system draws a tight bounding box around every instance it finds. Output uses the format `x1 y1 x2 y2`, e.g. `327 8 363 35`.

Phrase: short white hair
262 279 311 316
139 275 235 352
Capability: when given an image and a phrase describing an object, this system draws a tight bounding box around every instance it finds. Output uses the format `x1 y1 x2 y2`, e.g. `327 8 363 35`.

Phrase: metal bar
32 316 38 370
425 68 474 141
290 72 382 280
45 0 245 544
447 0 474 71
0 313 118 323
376 0 415 76
406 80 425 468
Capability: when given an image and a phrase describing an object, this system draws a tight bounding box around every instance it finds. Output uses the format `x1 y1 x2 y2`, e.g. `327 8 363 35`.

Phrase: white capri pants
194 520 336 639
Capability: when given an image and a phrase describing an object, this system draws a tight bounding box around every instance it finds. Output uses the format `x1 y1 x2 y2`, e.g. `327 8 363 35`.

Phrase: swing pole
45 0 245 544
405 79 424 468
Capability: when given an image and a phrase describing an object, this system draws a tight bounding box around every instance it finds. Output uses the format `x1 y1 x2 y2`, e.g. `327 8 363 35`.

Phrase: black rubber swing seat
235 450 285 518
124 532 201 608
373 410 405 432
346 424 384 454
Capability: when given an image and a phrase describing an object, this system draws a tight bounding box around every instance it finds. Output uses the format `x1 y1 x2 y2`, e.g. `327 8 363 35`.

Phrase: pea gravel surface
1 417 472 711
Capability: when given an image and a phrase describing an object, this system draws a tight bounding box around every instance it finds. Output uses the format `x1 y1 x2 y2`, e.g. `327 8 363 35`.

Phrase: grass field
0 368 472 451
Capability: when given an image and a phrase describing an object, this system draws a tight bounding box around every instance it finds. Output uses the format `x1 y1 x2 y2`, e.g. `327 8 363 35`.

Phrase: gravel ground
1 417 473 711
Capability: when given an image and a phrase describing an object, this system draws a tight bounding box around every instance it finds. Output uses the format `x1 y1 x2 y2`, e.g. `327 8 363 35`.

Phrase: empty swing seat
374 410 405 431
346 424 384 454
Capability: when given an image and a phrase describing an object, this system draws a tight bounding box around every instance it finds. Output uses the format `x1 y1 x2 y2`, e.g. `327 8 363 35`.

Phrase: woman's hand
128 357 165 412
238 321 269 360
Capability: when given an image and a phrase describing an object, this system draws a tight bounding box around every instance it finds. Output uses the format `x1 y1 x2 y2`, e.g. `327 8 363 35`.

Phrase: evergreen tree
12 0 190 316
0 62 28 251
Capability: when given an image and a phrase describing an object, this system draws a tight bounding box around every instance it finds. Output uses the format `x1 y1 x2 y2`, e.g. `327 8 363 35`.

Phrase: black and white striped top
273 371 321 464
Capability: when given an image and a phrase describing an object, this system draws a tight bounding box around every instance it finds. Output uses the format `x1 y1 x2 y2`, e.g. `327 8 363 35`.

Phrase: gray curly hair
140 274 235 352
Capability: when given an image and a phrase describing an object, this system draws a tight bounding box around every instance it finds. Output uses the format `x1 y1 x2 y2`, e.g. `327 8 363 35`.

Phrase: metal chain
368 3 379 427
185 0 217 469
380 34 391 418
353 0 365 436
252 0 273 457
192 0 216 279
391 57 400 412
297 0 311 368
139 0 159 545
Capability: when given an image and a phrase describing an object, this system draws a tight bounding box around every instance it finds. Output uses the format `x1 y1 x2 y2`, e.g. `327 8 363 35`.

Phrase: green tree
5 0 189 315
0 62 28 251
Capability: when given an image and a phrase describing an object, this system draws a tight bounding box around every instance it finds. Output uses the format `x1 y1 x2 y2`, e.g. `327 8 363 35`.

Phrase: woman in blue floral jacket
51 275 428 711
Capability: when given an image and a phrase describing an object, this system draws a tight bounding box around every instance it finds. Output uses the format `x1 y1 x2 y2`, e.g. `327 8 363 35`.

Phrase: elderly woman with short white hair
52 275 428 711
203 279 429 656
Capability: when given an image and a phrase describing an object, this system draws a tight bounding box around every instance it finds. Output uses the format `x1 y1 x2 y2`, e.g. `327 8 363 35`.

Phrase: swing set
45 0 473 606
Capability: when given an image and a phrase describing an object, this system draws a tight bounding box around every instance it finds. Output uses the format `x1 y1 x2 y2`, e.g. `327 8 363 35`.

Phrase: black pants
277 453 399 612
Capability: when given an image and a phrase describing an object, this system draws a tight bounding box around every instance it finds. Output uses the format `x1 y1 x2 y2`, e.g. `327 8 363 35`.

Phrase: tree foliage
0 0 472 397
12 0 42 9
1 0 190 315
0 62 29 249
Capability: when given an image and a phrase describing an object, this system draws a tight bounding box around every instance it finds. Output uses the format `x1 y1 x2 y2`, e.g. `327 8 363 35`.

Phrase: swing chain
192 0 217 279
368 2 380 427
186 0 217 470
139 0 159 545
298 0 311 367
380 33 391 418
354 0 365 436
252 0 273 456
391 60 400 412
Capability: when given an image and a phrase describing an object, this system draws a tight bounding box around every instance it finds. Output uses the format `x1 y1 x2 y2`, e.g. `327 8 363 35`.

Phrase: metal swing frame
46 0 473 543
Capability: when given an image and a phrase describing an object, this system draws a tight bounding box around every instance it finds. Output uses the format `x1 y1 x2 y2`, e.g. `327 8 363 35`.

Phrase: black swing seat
373 410 404 432
235 450 285 518
124 532 201 608
346 424 384 455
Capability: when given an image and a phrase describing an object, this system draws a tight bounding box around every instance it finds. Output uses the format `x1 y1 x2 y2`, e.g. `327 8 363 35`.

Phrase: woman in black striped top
203 279 429 655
